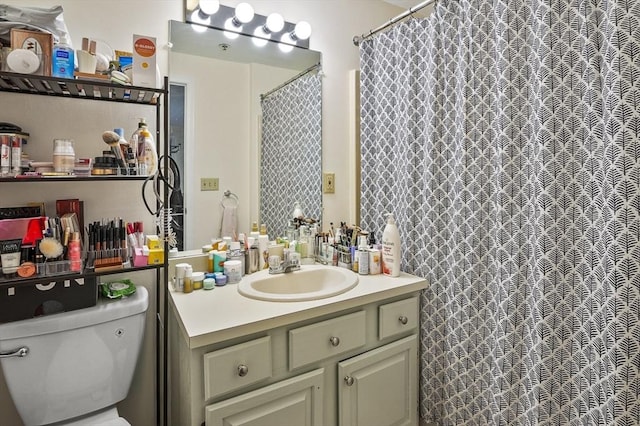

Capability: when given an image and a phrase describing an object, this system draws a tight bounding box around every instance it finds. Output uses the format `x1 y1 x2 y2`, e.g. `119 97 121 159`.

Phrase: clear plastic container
52 139 75 173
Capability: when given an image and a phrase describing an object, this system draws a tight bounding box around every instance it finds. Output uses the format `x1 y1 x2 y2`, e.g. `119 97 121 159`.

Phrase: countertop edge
174 276 428 349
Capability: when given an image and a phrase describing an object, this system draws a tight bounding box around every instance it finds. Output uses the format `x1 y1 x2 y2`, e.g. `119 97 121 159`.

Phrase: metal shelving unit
0 70 169 426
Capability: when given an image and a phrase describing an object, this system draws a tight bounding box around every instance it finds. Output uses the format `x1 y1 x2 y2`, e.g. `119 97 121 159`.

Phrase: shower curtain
359 1 640 424
260 72 322 238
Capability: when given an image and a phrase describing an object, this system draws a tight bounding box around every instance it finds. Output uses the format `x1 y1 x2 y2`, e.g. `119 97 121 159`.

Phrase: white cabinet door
338 335 418 426
205 368 325 426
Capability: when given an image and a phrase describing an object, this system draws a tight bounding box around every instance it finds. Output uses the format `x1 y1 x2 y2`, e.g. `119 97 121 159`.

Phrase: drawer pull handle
344 376 355 386
237 364 249 377
329 336 340 347
399 315 408 325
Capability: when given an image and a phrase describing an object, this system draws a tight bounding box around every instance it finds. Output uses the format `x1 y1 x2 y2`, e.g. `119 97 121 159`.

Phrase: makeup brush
102 130 128 173
39 237 64 260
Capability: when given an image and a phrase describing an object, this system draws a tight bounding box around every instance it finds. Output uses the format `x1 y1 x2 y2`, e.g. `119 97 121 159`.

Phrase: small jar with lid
52 139 75 173
203 277 215 290
192 271 205 290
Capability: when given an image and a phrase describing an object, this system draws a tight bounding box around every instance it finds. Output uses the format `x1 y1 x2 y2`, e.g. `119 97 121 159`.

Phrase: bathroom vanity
168 265 428 426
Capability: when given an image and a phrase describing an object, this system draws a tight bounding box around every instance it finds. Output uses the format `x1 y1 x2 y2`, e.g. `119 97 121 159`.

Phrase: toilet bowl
0 286 149 426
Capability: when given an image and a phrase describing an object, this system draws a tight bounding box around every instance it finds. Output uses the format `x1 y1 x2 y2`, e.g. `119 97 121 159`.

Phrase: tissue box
133 247 148 267
146 235 161 250
148 248 164 265
0 275 97 323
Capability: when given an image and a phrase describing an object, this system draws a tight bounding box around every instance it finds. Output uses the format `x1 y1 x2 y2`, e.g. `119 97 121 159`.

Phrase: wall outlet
201 177 219 191
323 172 335 194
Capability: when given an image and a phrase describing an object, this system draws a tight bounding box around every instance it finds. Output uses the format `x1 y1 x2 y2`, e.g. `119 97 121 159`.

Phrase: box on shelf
146 234 161 250
0 274 97 323
132 34 156 87
133 247 148 267
148 248 164 265
10 28 53 76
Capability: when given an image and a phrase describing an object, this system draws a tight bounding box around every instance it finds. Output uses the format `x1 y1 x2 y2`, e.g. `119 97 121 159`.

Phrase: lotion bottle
381 213 401 277
138 127 158 175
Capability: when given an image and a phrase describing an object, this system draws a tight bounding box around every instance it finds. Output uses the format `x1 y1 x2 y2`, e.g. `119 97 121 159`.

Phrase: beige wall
0 1 403 425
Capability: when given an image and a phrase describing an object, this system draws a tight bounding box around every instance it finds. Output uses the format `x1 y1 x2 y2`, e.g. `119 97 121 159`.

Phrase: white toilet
0 286 149 426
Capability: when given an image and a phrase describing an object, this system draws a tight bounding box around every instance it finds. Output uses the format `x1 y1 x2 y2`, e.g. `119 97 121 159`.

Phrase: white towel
220 204 238 239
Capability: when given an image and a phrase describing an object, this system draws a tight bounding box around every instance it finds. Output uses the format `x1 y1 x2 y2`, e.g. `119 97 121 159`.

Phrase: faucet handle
289 251 301 266
268 255 282 273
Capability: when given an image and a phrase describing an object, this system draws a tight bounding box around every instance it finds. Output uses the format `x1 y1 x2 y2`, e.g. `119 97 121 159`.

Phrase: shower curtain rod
260 63 322 100
352 0 436 46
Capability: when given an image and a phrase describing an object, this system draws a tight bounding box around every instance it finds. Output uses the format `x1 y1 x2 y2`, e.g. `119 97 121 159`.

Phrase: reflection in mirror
168 20 322 250
260 66 322 238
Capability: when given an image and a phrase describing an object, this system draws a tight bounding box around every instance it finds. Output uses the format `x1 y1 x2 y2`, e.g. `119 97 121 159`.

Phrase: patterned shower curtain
260 72 322 238
359 1 640 424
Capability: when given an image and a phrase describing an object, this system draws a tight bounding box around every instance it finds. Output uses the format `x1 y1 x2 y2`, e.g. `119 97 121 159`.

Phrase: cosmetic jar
224 260 242 284
192 271 204 290
215 274 227 286
203 277 215 290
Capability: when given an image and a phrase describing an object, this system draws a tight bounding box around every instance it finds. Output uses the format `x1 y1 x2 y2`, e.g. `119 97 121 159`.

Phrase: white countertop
169 266 428 349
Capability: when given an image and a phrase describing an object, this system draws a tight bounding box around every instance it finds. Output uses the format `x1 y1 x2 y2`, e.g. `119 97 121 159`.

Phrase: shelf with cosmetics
0 71 169 424
0 175 151 182
0 263 163 286
0 70 163 104
0 72 170 284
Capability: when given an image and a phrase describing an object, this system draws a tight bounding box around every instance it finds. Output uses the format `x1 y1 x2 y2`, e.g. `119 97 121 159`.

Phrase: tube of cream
0 239 23 276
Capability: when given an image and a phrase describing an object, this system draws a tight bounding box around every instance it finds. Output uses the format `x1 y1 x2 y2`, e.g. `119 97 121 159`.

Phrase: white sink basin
237 265 359 302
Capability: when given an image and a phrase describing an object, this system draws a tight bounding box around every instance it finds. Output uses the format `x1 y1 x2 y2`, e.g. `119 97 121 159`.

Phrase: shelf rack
0 70 170 426
0 71 163 104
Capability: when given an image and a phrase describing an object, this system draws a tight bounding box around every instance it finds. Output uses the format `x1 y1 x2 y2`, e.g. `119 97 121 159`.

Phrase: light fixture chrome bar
260 63 322 100
352 0 437 46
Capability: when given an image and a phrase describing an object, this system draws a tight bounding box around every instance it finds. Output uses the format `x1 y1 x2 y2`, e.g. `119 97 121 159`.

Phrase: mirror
168 20 322 250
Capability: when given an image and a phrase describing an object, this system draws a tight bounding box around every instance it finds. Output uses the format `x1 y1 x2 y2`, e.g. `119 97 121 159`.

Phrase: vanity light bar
185 2 311 49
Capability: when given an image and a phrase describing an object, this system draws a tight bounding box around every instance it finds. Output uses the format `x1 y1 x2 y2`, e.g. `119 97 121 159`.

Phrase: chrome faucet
269 250 301 274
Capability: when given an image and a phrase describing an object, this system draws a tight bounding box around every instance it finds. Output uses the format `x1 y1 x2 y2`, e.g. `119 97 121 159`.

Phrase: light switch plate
201 177 219 191
323 172 335 194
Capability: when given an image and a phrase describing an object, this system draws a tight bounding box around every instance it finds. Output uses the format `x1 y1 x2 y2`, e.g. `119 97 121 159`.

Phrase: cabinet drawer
289 311 366 370
204 336 272 400
378 296 419 340
206 368 325 426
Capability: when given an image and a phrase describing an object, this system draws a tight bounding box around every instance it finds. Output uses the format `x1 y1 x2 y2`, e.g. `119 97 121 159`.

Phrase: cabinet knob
398 315 408 325
344 376 355 386
329 336 340 347
237 364 249 377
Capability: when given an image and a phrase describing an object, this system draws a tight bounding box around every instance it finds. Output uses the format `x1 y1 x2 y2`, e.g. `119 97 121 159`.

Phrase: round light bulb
198 0 220 15
266 13 285 33
294 21 312 40
279 33 294 52
190 9 209 33
235 3 254 24
223 18 240 39
252 27 269 47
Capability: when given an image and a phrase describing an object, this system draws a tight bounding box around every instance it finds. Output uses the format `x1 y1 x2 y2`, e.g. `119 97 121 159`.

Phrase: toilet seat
60 407 129 426
93 417 131 426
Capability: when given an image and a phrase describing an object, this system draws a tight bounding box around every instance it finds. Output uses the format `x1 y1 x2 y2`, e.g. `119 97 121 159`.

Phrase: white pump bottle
381 213 401 277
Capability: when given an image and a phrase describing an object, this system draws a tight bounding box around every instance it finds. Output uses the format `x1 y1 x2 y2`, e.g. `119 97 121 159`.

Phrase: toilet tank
0 286 149 426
